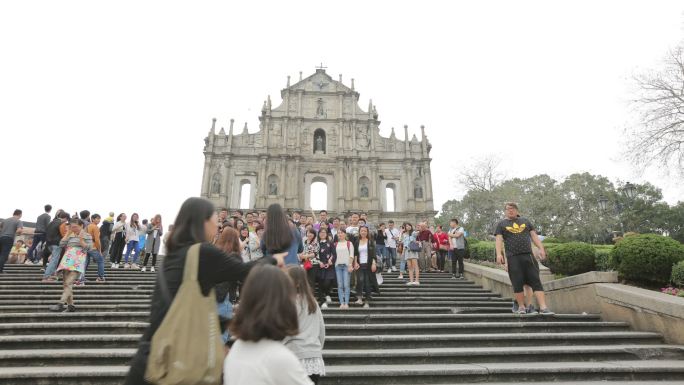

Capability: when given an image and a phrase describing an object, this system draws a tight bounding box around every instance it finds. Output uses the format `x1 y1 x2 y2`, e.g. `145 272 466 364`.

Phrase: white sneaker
151 267 156 272
325 296 332 304
406 281 413 285
110 263 115 268
124 263 130 269
354 298 364 305
415 281 420 285
398 274 404 279
363 303 370 308
321 303 328 309
141 267 146 272
131 264 139 270
112 263 118 269
392 267 397 272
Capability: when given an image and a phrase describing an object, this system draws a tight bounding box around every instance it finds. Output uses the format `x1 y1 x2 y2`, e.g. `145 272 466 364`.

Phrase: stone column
337 160 345 211
424 160 434 210
201 157 211 197
297 91 303 117
224 156 233 209
352 159 359 208
338 94 343 119
370 159 379 209
257 156 267 208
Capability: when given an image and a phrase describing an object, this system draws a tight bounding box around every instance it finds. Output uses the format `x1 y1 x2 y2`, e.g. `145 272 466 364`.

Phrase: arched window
385 183 396 212
359 176 370 198
239 180 251 209
310 179 328 210
313 129 326 154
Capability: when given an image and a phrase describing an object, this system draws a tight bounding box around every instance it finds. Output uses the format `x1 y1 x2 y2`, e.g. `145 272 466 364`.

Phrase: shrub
542 237 566 244
613 234 684 286
470 241 496 262
595 248 614 271
672 260 684 287
547 242 596 276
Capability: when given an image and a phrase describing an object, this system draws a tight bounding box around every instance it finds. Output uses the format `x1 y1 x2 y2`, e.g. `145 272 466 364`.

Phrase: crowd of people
1 198 552 384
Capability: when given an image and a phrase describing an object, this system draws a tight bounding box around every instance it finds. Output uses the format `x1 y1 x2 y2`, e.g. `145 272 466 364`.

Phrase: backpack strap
182 243 202 282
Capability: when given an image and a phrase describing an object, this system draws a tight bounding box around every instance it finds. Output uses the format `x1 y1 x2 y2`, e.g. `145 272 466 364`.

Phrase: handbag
409 241 422 252
303 258 313 271
145 243 223 385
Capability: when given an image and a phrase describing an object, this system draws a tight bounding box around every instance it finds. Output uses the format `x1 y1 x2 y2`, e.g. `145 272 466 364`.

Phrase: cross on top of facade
316 62 327 70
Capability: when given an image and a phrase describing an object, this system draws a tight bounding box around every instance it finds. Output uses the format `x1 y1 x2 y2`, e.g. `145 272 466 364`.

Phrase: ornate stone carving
211 172 221 195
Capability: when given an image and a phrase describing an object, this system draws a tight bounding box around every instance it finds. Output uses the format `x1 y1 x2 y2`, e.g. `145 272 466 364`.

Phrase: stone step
323 332 664 349
3 360 683 385
0 299 150 305
0 294 152 300
0 312 150 323
324 321 631 336
332 300 512 308
349 297 510 303
0 334 143 349
0 304 151 313
3 345 684 368
321 313 603 324
0 322 149 336
322 345 684 365
319 361 684 384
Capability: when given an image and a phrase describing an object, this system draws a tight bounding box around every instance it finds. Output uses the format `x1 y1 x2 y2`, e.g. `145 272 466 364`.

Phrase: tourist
224 264 312 385
448 219 466 279
215 227 242 344
137 219 148 259
84 213 106 283
0 209 24 273
245 212 256 233
26 204 51 263
247 224 265 261
375 223 387 269
218 208 230 234
330 217 340 240
260 204 301 266
239 227 251 262
302 229 320 290
110 213 127 268
316 227 335 309
42 211 69 281
123 213 141 269
49 218 92 312
384 220 400 272
345 213 360 242
495 202 553 315
433 225 449 273
232 209 244 219
334 228 354 309
141 214 162 272
8 240 27 264
99 212 114 259
402 223 420 285
284 266 326 385
353 226 376 308
124 197 283 384
416 222 433 272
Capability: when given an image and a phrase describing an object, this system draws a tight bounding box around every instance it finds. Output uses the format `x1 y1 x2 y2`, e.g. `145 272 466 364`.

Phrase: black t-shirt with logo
494 217 535 257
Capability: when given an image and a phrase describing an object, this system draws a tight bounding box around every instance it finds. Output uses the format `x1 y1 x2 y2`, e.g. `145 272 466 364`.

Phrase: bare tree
627 45 684 176
457 155 506 192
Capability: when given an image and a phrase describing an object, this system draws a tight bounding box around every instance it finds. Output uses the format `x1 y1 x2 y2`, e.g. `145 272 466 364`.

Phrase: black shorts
507 253 543 293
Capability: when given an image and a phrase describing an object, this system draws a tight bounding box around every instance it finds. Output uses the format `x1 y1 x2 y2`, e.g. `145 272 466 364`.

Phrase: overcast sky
1 0 683 225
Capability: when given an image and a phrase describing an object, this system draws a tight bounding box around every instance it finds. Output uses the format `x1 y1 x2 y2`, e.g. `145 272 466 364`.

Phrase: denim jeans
386 247 397 270
124 240 139 263
43 245 62 278
81 250 105 280
217 296 233 344
376 245 386 268
27 232 45 263
335 264 351 305
400 248 408 273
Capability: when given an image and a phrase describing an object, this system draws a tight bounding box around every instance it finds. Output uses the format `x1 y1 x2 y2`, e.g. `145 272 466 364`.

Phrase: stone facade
200 68 437 224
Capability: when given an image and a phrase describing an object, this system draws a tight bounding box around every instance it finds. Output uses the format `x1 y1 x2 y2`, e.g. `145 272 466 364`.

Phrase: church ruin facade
201 68 437 224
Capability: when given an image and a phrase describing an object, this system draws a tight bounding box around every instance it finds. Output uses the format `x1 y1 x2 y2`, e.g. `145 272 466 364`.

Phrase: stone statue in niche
360 184 369 198
211 173 221 195
414 185 423 199
314 131 326 154
316 98 326 118
269 181 278 196
357 126 369 149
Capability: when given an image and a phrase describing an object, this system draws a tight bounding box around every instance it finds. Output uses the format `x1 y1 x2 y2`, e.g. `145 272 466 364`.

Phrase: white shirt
224 339 313 385
335 240 353 266
358 241 369 264
385 228 400 248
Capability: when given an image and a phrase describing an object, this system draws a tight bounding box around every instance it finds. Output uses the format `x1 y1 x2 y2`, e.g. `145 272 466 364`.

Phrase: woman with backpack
110 213 127 269
141 214 162 273
284 266 326 384
334 228 354 309
316 227 336 309
124 197 283 385
402 222 420 285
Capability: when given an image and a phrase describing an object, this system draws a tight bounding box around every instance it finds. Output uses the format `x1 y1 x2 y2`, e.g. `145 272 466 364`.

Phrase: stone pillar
224 156 233 209
370 159 380 209
283 118 289 149
201 157 211 197
338 94 343 119
337 160 345 211
424 160 434 210
297 91 303 117
352 159 359 209
257 156 267 208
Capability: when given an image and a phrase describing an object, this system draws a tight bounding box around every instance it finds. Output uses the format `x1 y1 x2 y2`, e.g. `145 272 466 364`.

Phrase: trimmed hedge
595 248 614 271
470 241 496 262
547 242 596 275
672 261 684 287
612 234 684 285
542 237 566 244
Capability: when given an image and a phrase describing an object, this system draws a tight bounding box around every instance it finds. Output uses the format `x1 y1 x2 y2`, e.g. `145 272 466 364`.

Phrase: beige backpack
145 243 223 385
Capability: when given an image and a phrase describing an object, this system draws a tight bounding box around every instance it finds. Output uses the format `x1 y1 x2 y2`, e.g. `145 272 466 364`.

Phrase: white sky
1 0 683 225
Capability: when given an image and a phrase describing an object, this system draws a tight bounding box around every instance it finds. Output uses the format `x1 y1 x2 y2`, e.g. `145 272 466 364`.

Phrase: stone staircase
0 263 683 384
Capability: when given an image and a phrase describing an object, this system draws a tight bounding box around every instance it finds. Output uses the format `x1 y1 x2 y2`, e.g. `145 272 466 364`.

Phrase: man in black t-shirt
495 202 553 315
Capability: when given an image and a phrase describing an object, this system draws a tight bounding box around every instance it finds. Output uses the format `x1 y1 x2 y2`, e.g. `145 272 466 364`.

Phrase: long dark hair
286 266 318 315
230 264 299 341
166 197 215 253
263 203 293 253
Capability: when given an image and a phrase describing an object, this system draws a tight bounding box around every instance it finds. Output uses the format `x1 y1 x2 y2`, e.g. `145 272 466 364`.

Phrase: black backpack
463 237 470 259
